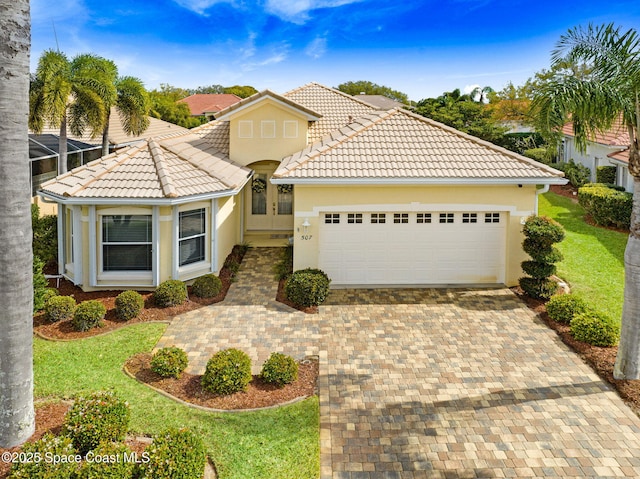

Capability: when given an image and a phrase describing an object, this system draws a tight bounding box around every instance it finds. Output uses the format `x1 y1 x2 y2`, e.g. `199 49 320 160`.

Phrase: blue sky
31 0 640 101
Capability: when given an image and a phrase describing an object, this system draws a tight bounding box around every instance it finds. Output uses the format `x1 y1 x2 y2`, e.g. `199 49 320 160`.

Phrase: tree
222 85 257 98
101 73 150 156
29 51 112 174
0 0 35 447
531 23 640 379
337 80 409 104
149 84 202 128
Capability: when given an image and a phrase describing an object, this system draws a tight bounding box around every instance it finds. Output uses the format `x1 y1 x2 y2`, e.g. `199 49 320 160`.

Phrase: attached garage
318 210 506 285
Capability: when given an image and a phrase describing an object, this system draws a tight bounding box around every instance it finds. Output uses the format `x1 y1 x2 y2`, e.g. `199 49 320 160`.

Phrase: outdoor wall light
302 218 310 233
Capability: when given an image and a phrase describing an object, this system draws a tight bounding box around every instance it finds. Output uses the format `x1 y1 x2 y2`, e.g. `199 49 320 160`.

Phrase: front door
245 162 293 231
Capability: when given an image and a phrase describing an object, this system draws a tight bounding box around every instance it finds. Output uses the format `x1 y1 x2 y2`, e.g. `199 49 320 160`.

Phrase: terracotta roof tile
274 109 565 183
562 117 630 146
178 94 243 116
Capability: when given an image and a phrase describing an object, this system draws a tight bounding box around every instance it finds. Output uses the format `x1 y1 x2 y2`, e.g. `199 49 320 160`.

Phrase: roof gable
214 89 321 121
274 108 565 184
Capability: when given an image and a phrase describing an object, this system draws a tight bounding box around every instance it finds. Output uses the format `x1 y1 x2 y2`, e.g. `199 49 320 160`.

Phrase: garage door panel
318 211 505 285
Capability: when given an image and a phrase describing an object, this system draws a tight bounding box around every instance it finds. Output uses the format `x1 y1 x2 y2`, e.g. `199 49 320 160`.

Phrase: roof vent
347 115 354 124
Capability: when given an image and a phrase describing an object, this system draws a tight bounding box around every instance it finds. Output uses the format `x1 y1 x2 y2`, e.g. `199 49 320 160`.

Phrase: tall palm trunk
59 115 68 174
102 111 111 157
614 146 640 379
0 0 35 448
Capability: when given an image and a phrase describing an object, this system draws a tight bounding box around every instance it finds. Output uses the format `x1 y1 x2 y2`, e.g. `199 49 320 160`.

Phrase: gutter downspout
535 185 550 215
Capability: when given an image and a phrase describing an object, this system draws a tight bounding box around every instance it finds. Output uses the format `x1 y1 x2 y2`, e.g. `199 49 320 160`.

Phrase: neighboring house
354 94 408 110
561 118 632 191
178 94 243 120
38 83 565 292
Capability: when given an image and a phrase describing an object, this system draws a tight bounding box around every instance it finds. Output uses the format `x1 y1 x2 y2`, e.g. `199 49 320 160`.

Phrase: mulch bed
34 246 247 340
125 353 318 410
512 287 640 415
550 183 579 201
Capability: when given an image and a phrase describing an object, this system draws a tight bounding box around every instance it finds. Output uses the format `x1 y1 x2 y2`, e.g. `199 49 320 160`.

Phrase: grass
34 323 319 479
539 191 628 321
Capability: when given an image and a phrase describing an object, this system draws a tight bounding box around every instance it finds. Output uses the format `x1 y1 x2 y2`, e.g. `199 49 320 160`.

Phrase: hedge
596 165 617 185
578 183 632 229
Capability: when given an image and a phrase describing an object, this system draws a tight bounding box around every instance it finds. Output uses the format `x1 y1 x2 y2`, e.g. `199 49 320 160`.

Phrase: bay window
102 215 152 271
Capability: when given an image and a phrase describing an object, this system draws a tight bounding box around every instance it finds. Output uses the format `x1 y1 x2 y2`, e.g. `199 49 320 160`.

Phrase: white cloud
171 0 233 15
265 0 364 24
241 50 288 72
463 84 480 94
305 37 327 59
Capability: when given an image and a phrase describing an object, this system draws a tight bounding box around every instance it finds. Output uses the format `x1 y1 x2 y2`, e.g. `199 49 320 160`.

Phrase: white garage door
318 211 506 285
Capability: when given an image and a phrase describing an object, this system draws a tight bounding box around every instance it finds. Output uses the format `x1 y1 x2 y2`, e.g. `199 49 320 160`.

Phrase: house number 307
300 235 313 241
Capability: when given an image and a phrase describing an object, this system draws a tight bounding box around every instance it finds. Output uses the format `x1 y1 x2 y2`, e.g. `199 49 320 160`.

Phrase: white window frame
178 208 207 268
174 203 211 278
283 120 298 138
261 120 276 138
238 120 253 138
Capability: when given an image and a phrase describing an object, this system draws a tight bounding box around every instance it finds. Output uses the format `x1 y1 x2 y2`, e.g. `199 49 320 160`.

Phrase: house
561 118 632 191
354 94 408 110
178 94 243 121
38 83 565 291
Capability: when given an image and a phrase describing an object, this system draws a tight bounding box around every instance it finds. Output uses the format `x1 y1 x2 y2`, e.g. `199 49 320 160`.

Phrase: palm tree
0 0 35 447
29 51 113 174
471 85 495 104
532 23 640 379
101 74 150 157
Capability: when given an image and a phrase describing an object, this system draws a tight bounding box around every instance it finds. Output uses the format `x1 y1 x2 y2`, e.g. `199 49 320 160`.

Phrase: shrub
202 348 252 395
570 310 620 347
564 160 591 187
151 347 189 378
578 183 632 229
33 255 48 313
519 216 565 300
546 294 589 324
43 287 59 303
77 442 136 479
31 203 58 265
45 295 77 323
115 290 144 321
63 391 130 454
8 433 78 479
523 147 552 164
71 299 106 332
154 279 187 307
261 352 298 387
519 277 558 301
285 268 331 307
138 428 205 479
191 274 222 298
596 165 617 185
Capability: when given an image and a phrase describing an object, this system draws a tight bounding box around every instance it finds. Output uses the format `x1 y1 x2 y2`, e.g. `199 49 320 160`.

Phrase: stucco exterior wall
216 195 241 271
563 137 621 183
228 99 309 166
291 184 538 287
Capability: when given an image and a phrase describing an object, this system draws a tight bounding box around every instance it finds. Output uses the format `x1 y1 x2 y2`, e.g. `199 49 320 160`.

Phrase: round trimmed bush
522 240 564 264
191 274 222 298
71 299 106 331
115 290 144 321
546 294 589 324
151 347 189 378
77 442 136 479
521 260 557 279
43 287 59 304
201 348 252 395
570 311 620 347
63 391 130 454
138 428 205 479
44 295 76 323
519 277 558 301
285 268 331 307
260 352 298 387
154 280 187 307
8 433 78 479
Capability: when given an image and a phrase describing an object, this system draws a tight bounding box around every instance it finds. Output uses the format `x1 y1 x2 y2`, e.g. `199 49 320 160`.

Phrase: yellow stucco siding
291 184 537 286
228 99 309 166
216 195 241 272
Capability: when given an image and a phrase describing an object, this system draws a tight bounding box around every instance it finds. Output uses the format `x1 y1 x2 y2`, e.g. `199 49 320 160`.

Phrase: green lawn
539 191 628 321
34 323 319 479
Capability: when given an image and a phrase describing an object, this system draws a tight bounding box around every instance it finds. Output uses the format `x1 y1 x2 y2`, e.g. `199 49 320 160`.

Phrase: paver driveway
157 248 640 478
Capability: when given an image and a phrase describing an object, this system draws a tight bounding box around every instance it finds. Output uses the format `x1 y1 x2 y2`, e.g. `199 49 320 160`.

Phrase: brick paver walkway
157 247 640 478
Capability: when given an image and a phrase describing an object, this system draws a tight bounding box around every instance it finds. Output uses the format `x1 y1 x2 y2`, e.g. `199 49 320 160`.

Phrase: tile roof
284 83 379 143
214 89 322 121
178 94 242 116
562 117 630 146
354 94 408 110
608 148 629 164
190 119 230 154
39 131 251 201
274 108 565 183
